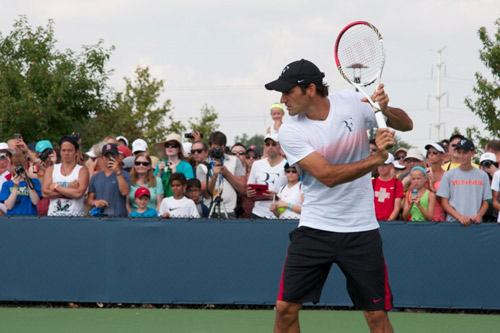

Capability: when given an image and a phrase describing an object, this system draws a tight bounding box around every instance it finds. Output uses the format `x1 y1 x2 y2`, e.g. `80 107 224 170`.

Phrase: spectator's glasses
265 142 278 147
165 143 179 149
0 153 8 159
231 151 245 156
135 161 150 166
246 154 258 160
481 161 494 168
190 149 205 155
370 148 378 152
285 169 298 174
450 143 458 150
396 155 406 160
426 151 440 157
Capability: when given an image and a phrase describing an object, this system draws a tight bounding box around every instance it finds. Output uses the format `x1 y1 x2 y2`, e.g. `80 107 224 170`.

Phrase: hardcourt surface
0 308 499 333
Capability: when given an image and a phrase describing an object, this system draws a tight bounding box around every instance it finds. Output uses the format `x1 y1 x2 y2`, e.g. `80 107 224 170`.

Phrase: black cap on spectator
456 138 475 152
102 143 118 156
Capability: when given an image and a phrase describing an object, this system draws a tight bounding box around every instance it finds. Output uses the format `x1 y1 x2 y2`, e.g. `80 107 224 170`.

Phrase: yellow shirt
441 161 479 171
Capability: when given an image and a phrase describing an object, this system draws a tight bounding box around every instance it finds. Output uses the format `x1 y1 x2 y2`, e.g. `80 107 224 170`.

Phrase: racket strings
337 25 384 86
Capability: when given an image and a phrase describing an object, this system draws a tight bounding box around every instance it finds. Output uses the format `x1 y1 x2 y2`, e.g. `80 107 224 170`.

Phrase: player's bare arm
298 129 394 188
365 84 413 132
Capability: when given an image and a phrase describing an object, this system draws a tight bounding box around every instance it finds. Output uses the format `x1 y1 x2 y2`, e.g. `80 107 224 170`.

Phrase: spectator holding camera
196 131 246 217
0 153 42 216
154 134 194 198
42 136 89 217
0 143 15 215
87 143 131 217
31 140 58 180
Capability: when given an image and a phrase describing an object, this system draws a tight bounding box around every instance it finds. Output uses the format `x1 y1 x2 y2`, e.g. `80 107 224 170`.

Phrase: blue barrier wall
0 218 499 309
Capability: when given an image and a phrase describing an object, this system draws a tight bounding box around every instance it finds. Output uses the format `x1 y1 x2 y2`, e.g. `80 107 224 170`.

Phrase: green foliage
187 104 219 142
465 17 500 138
389 135 413 155
0 16 114 144
234 133 265 152
87 66 172 149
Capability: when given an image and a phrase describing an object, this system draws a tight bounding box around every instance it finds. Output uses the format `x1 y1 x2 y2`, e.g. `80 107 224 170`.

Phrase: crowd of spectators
1 105 499 225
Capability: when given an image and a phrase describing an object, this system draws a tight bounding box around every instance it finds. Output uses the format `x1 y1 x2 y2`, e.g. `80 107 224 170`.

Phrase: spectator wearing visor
425 142 446 221
87 143 131 217
437 138 491 226
132 138 160 170
480 152 499 222
42 136 89 217
372 153 404 221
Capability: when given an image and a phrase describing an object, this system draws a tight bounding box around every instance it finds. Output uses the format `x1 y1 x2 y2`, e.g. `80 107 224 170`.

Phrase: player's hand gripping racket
334 21 387 129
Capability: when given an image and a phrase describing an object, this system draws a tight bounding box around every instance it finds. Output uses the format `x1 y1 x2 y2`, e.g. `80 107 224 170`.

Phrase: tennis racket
334 21 387 129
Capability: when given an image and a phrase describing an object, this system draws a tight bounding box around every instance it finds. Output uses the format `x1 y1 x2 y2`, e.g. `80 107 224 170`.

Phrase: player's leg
336 229 394 332
363 310 394 333
275 226 334 332
274 300 302 333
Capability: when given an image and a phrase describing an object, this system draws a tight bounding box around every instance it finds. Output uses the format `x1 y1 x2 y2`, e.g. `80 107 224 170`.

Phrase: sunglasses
165 143 179 149
190 149 205 154
426 151 440 156
396 155 406 160
285 169 298 174
265 142 278 147
246 154 258 159
135 161 150 166
370 148 378 152
0 153 8 159
231 151 245 156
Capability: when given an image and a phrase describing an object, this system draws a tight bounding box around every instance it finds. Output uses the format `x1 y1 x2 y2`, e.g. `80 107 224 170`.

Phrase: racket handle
374 111 393 150
375 110 387 129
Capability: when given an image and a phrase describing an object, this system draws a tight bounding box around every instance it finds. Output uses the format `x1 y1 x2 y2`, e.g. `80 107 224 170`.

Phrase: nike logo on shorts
372 298 383 303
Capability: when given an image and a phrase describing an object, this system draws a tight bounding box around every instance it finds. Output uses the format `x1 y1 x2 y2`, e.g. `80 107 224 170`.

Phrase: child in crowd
402 166 436 222
159 173 200 218
185 178 209 218
129 187 158 218
372 153 404 221
270 163 303 219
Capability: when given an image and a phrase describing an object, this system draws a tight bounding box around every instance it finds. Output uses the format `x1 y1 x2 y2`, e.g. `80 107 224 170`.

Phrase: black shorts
277 226 393 311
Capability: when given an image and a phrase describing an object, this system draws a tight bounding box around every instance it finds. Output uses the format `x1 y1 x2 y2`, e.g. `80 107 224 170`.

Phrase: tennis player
265 59 413 333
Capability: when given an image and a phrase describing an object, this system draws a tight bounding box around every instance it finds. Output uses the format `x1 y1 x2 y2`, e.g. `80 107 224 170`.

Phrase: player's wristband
288 202 293 210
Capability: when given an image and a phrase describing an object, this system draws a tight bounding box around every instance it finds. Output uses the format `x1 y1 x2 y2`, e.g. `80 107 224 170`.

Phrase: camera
13 133 22 139
39 148 53 162
15 165 25 175
210 147 225 160
184 131 203 140
481 160 497 168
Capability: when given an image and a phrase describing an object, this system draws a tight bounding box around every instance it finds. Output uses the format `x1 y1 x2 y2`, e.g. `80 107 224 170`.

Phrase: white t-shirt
159 196 200 218
277 182 303 219
247 158 288 218
279 89 378 232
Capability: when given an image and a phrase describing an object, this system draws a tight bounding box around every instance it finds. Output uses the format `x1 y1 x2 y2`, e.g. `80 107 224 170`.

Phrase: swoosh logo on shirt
169 207 180 211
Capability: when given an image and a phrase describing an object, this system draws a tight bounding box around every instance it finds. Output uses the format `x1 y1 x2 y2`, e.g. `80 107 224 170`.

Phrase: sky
1 0 499 151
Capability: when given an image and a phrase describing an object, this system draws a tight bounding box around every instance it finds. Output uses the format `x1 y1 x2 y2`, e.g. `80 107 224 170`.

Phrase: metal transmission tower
429 47 448 141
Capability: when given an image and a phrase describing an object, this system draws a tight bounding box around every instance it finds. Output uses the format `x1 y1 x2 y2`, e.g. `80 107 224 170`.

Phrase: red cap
118 145 132 157
134 187 151 199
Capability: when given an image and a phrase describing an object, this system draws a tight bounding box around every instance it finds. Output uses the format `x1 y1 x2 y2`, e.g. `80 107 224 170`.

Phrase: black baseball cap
102 143 119 157
455 138 475 152
265 59 325 92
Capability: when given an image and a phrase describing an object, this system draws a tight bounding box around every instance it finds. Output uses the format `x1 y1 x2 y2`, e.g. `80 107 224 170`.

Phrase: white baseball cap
116 136 129 147
480 152 497 163
0 142 16 155
384 153 395 165
132 139 148 153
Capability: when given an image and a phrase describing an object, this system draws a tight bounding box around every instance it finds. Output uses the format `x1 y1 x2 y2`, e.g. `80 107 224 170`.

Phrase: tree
187 104 219 142
88 66 172 149
465 17 500 138
0 16 114 144
234 133 265 152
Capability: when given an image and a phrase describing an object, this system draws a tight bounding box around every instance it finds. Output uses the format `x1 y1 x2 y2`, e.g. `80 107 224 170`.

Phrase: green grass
0 308 499 332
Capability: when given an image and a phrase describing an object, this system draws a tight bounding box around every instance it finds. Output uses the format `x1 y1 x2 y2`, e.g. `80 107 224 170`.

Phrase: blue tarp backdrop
0 218 498 309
